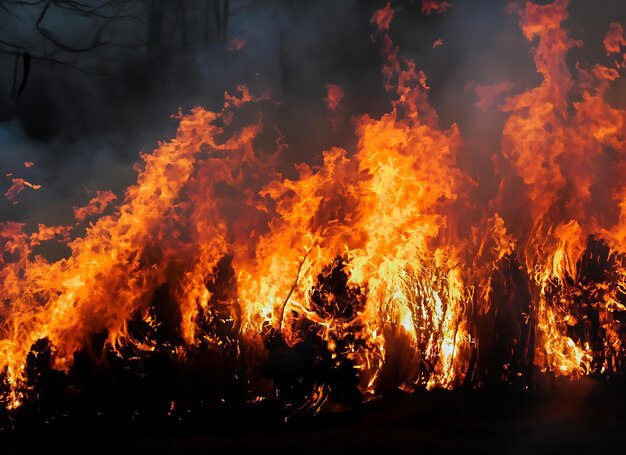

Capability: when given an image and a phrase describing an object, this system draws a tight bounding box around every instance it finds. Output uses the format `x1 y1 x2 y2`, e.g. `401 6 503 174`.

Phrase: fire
73 190 117 222
4 178 41 204
499 0 626 376
421 0 452 16
604 22 625 56
0 0 625 411
370 2 394 33
324 84 344 112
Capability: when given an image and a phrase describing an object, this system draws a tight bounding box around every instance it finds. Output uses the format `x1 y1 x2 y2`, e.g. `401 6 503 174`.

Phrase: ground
1 376 624 454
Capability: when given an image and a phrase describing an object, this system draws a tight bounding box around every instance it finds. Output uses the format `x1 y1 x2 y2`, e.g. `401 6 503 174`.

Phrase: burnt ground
0 376 624 454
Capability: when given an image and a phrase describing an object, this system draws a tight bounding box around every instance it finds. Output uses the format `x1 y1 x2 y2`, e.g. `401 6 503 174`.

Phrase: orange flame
370 2 395 34
604 22 625 55
0 1 625 409
4 178 41 204
73 190 117 222
497 0 626 376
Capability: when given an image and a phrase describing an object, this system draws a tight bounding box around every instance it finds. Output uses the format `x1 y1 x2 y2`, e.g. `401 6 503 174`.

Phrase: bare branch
0 2 22 19
0 40 26 50
6 1 46 6
35 1 114 53
223 0 229 37
213 0 221 38
0 48 108 76
32 53 107 75
54 0 114 16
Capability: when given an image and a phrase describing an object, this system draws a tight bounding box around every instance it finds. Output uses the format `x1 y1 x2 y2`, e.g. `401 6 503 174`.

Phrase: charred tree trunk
204 0 211 44
213 0 229 41
178 0 189 51
223 0 230 38
10 52 19 97
147 0 165 54
10 51 29 98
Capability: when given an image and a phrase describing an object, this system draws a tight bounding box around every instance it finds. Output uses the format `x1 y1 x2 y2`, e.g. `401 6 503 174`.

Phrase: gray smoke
0 0 624 232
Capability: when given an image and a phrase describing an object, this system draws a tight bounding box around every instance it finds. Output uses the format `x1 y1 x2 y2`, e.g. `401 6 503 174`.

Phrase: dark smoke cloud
0 0 624 232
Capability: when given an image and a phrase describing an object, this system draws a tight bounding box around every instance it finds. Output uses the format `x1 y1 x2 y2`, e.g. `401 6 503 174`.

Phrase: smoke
0 0 624 231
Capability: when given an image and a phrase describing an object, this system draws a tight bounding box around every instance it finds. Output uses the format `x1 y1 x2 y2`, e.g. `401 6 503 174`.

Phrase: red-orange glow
370 2 394 34
470 80 514 110
228 37 246 52
422 0 452 15
604 22 625 55
324 84 344 111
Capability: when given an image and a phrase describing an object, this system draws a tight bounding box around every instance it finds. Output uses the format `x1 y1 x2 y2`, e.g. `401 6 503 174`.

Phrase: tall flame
0 0 625 410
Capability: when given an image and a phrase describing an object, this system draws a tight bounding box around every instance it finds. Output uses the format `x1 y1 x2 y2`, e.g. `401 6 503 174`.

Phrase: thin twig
0 48 107 75
35 0 113 53
0 40 26 50
279 244 316 329
0 2 21 18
